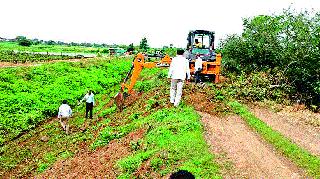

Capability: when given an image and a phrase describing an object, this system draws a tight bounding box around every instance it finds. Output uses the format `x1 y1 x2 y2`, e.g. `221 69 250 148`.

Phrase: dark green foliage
17 36 32 47
220 9 320 107
139 37 149 52
127 43 134 52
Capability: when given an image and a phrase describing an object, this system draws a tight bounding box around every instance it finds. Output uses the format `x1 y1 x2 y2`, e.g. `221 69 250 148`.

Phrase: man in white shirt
168 49 190 107
58 100 72 134
194 54 203 83
81 90 95 119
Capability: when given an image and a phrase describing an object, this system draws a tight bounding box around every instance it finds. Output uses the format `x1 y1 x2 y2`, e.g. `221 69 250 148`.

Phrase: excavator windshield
193 34 210 48
192 48 210 55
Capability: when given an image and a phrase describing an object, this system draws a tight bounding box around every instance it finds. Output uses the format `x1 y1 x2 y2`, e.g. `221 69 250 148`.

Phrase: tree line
220 8 320 108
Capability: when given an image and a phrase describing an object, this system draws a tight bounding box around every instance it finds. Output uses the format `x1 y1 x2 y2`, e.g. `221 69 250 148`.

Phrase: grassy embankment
92 67 221 178
0 57 222 178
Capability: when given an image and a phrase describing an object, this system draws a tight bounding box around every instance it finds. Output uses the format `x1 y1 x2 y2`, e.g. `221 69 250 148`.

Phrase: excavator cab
187 30 221 83
187 30 216 61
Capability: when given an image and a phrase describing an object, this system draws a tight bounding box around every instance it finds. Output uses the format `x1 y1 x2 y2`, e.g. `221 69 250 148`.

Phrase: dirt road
250 105 320 156
200 112 304 178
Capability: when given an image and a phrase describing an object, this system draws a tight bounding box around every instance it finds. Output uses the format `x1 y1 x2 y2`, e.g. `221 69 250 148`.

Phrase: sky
0 0 319 48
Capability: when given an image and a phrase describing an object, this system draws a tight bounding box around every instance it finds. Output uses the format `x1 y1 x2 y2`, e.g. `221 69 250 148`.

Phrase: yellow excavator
114 30 222 110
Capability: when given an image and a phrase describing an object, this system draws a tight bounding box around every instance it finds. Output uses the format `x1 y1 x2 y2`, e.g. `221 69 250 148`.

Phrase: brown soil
0 58 87 68
38 128 146 178
199 112 305 178
249 104 320 156
185 84 221 115
133 159 162 178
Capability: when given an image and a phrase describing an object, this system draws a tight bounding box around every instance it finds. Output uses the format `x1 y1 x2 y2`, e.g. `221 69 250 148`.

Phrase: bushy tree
16 36 32 46
127 43 134 52
220 9 320 106
139 37 149 52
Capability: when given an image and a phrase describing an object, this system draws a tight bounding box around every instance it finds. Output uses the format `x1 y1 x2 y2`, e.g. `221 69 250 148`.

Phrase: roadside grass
229 101 320 177
115 106 221 178
93 68 221 178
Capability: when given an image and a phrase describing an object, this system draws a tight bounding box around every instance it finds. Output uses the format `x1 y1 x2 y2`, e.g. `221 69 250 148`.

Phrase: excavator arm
122 53 156 94
115 53 167 110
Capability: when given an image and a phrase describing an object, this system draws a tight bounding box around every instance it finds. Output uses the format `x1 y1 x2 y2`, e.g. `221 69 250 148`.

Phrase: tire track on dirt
200 112 304 178
250 106 320 156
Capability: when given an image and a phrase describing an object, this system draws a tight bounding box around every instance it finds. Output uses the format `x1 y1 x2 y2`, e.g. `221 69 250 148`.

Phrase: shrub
220 9 320 107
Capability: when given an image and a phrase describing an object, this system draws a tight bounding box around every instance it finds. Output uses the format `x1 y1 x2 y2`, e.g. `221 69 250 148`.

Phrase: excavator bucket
114 62 134 111
114 90 124 111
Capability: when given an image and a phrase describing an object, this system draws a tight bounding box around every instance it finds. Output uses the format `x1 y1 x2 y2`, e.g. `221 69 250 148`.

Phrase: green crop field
0 57 131 145
0 42 104 54
0 50 76 63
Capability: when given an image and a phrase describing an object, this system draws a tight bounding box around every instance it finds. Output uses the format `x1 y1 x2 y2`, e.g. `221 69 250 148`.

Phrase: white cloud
0 0 319 47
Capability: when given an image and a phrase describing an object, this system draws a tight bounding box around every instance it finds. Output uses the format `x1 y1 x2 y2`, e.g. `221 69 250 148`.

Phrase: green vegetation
1 7 320 178
0 96 109 176
115 107 221 178
16 36 32 47
1 63 222 177
0 50 74 63
220 9 320 108
92 68 221 178
0 41 105 54
0 57 131 145
229 101 320 177
139 37 149 52
214 72 289 104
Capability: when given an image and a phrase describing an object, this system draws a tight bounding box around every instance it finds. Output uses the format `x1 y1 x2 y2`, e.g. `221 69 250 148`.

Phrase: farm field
0 57 130 145
0 41 103 63
1 56 319 178
0 42 104 54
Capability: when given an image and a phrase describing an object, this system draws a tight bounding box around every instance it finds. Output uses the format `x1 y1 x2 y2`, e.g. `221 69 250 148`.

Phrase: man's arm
58 107 62 118
168 60 174 78
186 59 190 80
69 106 72 116
81 94 87 102
92 94 95 106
